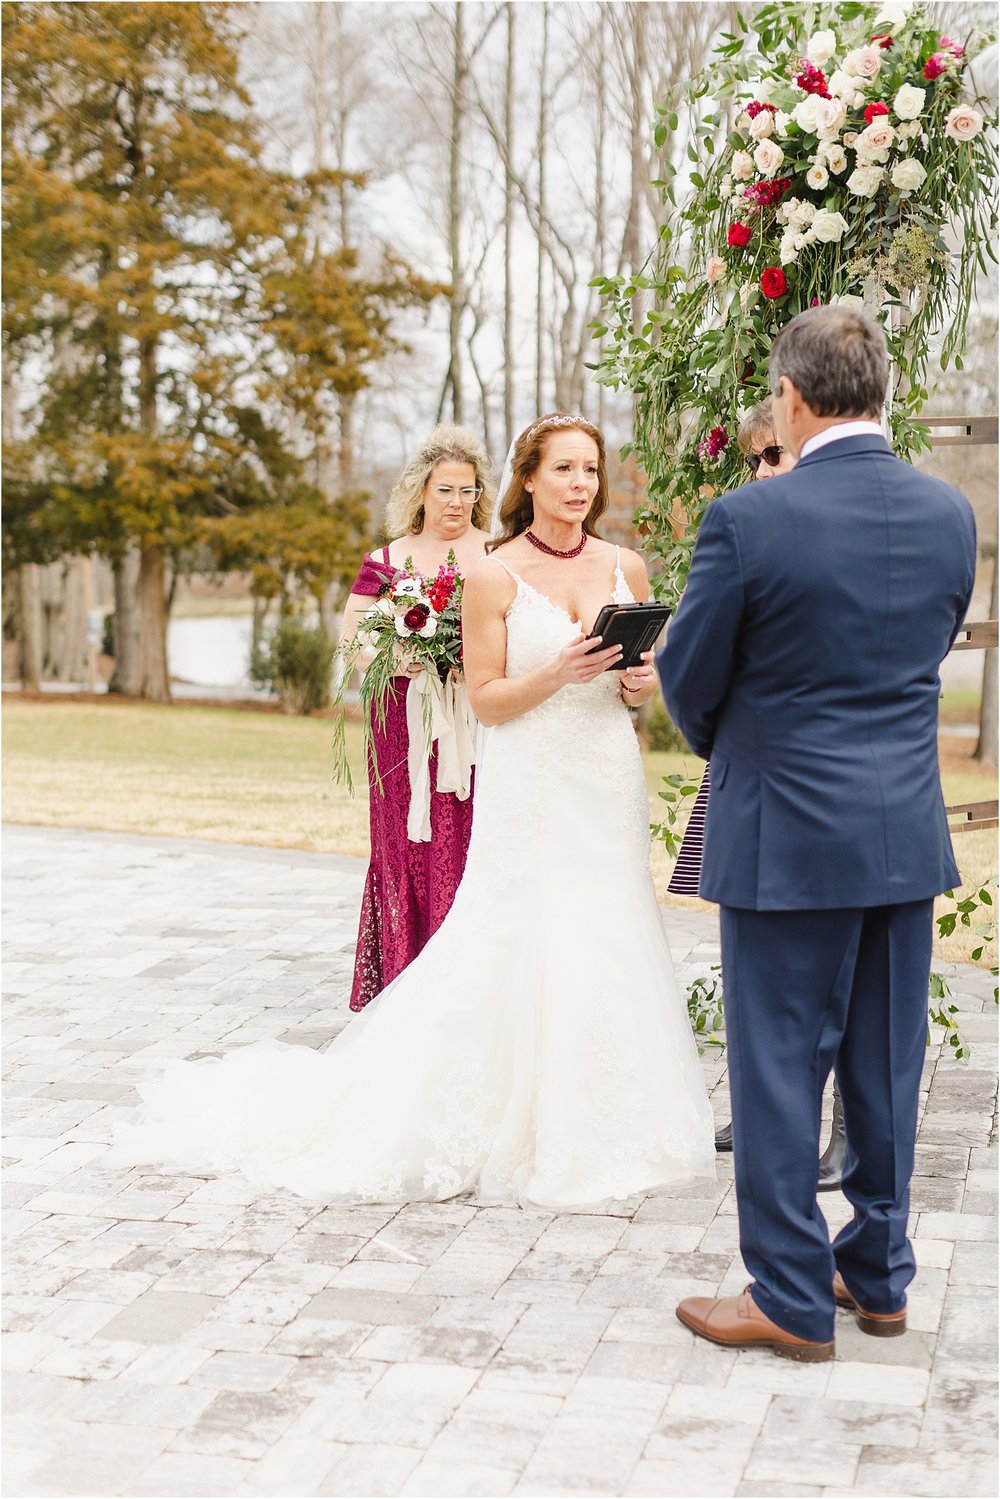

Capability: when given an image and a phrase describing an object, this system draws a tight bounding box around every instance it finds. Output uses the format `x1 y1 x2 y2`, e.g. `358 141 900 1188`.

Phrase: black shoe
715 1121 733 1152
817 1082 846 1193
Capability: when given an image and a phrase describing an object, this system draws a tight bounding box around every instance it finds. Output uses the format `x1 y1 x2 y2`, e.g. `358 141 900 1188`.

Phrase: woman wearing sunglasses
668 398 846 1186
340 427 495 1012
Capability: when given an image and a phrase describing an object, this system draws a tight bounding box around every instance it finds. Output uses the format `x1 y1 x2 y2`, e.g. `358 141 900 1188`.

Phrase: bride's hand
619 650 657 704
551 634 623 686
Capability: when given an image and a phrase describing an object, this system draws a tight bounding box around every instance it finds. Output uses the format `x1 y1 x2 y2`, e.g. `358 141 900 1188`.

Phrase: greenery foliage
644 695 691 754
252 616 335 716
595 0 998 606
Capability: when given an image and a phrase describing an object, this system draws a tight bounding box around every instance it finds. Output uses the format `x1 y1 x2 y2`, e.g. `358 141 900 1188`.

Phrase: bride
111 413 715 1208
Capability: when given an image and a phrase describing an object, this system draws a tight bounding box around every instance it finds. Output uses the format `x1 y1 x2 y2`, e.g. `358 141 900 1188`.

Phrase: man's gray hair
769 305 889 418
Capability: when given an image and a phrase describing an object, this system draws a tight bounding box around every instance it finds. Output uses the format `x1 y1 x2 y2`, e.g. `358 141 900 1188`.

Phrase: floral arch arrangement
596 0 998 605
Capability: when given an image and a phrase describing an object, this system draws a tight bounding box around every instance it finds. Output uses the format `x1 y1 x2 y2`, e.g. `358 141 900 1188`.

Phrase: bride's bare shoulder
464 553 517 604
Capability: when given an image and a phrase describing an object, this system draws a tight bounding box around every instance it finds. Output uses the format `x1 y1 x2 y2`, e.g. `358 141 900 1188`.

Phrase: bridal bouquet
333 551 477 841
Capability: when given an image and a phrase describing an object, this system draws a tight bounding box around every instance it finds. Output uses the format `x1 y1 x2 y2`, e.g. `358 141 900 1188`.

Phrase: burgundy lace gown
348 548 476 1011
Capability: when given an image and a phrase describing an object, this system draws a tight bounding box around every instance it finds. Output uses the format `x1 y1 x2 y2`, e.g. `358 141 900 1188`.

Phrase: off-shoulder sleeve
350 551 395 597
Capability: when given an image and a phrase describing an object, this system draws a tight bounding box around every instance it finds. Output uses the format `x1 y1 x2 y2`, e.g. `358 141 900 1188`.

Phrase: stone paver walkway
3 825 997 1499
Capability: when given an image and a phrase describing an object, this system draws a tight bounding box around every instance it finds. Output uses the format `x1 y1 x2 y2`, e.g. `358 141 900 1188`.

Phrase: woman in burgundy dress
341 427 495 1011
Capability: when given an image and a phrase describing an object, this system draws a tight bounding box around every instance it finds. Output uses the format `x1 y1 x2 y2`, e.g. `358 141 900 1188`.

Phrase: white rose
806 29 837 65
774 110 792 136
753 138 784 177
706 256 727 285
824 144 848 174
843 132 858 147
749 109 775 141
858 120 896 153
806 164 830 191
738 110 752 131
845 45 882 79
847 164 884 197
755 79 776 104
811 209 850 243
721 174 733 193
832 293 866 313
945 105 984 142
890 157 927 193
815 96 847 139
893 84 925 121
827 69 853 98
779 233 800 265
897 120 921 140
792 96 822 134
792 200 817 227
873 1 913 29
851 89 869 110
372 597 395 617
732 150 754 181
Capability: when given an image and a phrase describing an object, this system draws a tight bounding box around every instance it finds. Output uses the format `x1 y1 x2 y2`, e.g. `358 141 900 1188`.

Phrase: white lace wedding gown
111 552 716 1207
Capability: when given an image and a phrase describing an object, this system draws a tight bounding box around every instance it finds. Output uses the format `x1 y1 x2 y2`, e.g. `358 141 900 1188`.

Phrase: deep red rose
728 222 752 247
871 33 894 48
864 101 890 123
402 603 430 631
760 267 787 300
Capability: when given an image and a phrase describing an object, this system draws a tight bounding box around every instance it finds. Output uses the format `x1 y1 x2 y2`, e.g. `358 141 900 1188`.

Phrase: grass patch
3 696 995 968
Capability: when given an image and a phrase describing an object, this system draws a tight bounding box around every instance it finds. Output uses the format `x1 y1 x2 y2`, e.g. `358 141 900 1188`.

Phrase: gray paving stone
3 826 997 1497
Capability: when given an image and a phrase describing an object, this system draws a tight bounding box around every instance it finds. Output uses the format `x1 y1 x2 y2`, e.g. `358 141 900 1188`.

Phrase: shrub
644 694 689 753
252 616 334 715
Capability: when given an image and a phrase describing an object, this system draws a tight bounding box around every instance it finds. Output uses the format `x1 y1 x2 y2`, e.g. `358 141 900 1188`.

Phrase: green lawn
3 696 996 967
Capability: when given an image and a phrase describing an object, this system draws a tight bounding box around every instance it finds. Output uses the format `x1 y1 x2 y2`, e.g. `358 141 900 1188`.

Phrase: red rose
402 603 430 631
728 222 752 247
760 267 787 300
871 33 894 48
864 102 889 123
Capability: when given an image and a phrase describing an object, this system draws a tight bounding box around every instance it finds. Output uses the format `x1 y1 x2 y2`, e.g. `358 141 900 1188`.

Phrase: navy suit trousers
720 899 934 1343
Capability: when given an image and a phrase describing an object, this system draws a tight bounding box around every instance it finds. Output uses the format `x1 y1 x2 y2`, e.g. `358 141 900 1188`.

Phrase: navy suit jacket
657 435 977 910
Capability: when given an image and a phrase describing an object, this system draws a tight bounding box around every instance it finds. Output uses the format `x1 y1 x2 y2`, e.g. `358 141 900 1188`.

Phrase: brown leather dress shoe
833 1271 907 1337
676 1286 835 1362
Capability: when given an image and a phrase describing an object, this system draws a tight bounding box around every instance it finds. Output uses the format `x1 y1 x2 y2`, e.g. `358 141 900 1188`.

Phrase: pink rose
845 44 883 79
706 256 726 285
857 119 896 153
944 105 984 142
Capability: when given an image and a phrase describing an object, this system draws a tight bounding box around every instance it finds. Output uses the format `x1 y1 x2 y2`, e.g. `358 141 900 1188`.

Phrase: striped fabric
667 765 711 897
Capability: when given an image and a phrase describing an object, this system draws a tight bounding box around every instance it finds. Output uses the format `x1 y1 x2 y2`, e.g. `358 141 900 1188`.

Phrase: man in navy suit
658 306 976 1361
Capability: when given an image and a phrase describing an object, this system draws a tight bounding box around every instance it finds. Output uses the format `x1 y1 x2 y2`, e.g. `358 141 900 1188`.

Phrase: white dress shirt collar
799 421 884 460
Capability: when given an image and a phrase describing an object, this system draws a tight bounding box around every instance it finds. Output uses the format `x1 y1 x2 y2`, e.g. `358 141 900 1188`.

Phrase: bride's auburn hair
487 413 609 552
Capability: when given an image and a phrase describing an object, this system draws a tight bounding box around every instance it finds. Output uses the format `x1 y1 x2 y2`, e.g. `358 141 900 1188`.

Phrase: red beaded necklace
525 529 588 559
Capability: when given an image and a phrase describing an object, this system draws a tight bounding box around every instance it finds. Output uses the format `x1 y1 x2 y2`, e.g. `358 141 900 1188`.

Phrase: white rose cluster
890 157 927 193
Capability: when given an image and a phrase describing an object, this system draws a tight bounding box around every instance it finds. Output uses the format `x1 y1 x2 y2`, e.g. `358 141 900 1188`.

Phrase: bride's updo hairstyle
487 412 609 553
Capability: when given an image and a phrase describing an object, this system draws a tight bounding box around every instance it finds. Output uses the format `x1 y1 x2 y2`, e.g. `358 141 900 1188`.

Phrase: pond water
168 616 255 689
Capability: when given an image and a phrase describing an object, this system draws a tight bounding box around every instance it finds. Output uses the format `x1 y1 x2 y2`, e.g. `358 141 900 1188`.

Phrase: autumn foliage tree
2 1 439 701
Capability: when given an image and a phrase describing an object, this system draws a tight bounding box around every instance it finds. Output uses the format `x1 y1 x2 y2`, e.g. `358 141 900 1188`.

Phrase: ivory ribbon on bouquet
405 671 477 843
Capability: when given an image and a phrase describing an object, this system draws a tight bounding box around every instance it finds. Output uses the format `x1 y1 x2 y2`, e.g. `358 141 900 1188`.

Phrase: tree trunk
535 2 550 415
976 546 997 766
136 544 171 702
447 1 465 425
502 1 515 448
109 546 142 694
18 564 43 690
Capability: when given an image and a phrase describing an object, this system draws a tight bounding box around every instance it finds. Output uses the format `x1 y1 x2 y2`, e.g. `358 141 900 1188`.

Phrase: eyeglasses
747 445 784 474
429 486 482 504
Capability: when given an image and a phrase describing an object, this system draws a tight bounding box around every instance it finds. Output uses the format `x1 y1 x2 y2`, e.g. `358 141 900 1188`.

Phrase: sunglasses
747 445 784 474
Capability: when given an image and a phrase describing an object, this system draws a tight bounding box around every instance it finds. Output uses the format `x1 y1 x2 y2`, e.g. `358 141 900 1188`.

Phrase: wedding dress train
111 553 716 1207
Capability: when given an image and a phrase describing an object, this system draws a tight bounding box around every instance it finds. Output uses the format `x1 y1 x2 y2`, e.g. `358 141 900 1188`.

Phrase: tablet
588 601 672 670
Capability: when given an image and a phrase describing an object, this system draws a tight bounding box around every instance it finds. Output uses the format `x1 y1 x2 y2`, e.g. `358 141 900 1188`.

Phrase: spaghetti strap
494 558 523 585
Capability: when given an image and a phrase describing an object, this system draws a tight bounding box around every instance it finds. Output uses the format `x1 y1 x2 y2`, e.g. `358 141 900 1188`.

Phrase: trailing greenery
594 0 998 607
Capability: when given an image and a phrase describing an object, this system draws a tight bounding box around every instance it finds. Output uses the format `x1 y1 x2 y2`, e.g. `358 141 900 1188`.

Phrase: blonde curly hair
384 426 496 539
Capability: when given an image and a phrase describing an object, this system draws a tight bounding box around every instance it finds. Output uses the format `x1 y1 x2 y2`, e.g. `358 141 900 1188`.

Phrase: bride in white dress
112 413 715 1208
